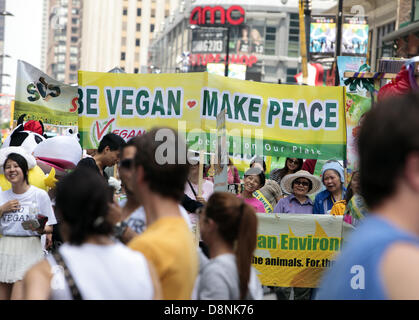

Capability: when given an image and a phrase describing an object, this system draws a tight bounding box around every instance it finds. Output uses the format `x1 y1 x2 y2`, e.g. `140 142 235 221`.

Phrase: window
415 0 419 21
71 27 78 34
286 68 298 83
137 8 141 16
150 24 155 32
71 36 78 43
265 26 276 55
151 9 155 17
70 64 77 71
70 46 78 54
288 13 299 57
123 8 127 15
121 52 126 60
69 74 77 82
71 8 79 15
376 21 396 63
135 38 140 46
134 68 139 73
72 18 79 25
122 37 126 46
136 23 141 32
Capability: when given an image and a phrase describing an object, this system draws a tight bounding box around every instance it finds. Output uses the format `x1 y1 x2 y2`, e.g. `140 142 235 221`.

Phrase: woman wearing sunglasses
272 170 321 301
274 170 321 214
270 158 303 196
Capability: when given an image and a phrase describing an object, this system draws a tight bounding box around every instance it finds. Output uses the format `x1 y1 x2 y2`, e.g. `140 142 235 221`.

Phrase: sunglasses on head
119 158 133 169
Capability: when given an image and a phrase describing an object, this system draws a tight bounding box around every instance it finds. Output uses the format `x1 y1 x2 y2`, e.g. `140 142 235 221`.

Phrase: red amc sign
189 5 245 26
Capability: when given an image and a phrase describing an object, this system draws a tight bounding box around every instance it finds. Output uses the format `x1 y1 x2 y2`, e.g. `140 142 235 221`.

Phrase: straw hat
280 170 322 196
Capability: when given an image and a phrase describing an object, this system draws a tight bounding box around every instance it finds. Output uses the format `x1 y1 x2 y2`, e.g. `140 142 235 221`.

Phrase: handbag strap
187 179 197 198
52 250 83 300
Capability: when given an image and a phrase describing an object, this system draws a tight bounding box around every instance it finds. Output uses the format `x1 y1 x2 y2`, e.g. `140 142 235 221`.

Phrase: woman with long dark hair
23 168 161 300
197 192 263 300
270 158 303 195
0 152 56 300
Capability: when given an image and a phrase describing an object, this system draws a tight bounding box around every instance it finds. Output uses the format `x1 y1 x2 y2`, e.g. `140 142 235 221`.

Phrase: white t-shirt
0 186 57 237
46 242 154 300
119 199 192 233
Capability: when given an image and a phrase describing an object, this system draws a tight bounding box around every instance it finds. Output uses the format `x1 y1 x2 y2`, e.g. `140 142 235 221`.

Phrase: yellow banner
253 213 354 288
78 72 346 160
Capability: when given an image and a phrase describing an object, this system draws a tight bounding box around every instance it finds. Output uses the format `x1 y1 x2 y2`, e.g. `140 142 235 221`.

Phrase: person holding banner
185 152 214 206
270 158 304 196
250 157 282 212
274 170 322 214
197 192 263 300
316 92 419 299
313 161 346 214
238 168 266 213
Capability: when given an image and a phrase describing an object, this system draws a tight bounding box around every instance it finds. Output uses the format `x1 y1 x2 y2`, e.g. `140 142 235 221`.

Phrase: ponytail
205 193 258 300
235 202 258 300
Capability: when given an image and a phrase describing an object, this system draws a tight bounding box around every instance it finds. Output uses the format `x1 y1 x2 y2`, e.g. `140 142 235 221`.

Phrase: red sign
189 5 245 26
190 53 257 68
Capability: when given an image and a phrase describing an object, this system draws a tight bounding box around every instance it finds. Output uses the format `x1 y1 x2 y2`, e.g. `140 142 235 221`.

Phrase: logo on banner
91 118 115 146
27 77 61 102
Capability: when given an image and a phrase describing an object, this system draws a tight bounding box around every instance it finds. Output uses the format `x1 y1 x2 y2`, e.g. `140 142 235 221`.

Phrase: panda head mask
2 114 47 155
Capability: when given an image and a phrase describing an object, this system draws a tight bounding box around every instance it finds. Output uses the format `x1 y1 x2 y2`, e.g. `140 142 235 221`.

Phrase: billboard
191 28 227 53
189 24 263 81
341 16 369 56
309 16 336 55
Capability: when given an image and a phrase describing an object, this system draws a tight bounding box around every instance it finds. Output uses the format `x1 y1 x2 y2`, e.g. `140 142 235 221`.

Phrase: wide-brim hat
280 170 322 196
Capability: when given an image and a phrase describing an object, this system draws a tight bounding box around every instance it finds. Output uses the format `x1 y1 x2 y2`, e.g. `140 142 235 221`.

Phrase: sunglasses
119 158 133 169
294 180 309 187
288 159 299 165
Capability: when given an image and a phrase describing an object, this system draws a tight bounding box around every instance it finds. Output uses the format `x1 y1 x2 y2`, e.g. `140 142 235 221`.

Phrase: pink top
237 195 266 213
184 179 214 202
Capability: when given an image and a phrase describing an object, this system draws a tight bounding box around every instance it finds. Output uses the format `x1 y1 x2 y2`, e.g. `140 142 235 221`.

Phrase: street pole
224 27 230 77
304 0 311 62
299 0 308 84
335 0 343 86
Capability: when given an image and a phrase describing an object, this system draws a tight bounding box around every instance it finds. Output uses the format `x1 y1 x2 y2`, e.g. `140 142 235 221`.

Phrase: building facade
149 0 336 83
324 0 398 70
80 0 177 74
46 0 82 84
382 0 419 60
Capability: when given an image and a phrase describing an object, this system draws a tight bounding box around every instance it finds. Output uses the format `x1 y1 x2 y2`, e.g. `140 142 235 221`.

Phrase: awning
382 20 419 43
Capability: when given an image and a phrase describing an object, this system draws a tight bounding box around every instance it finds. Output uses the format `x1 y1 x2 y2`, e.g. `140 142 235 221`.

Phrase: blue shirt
313 188 346 214
315 215 419 300
273 194 313 214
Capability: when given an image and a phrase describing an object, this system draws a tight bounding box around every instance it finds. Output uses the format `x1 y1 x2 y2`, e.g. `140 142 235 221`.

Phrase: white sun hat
280 170 322 196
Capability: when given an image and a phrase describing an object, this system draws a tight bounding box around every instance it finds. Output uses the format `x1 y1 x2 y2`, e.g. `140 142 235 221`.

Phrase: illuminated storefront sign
189 53 258 67
189 5 245 26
